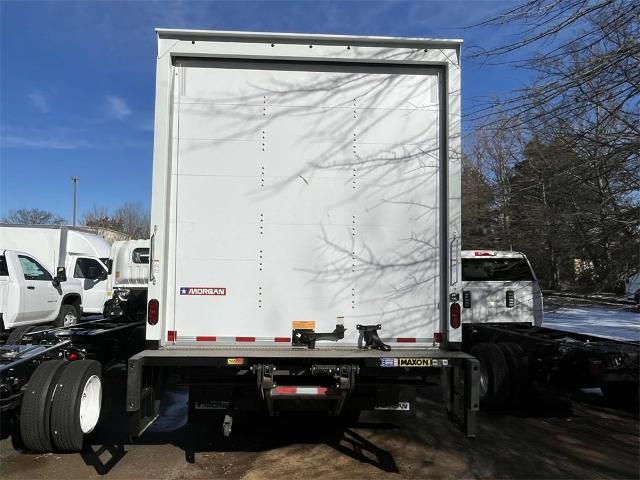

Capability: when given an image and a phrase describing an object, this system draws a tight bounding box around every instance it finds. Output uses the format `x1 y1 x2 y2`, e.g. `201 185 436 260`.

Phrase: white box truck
127 28 479 443
0 225 110 315
4 29 638 456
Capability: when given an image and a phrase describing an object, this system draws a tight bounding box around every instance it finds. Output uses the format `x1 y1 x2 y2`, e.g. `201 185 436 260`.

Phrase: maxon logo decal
180 287 227 296
381 358 433 367
399 358 431 367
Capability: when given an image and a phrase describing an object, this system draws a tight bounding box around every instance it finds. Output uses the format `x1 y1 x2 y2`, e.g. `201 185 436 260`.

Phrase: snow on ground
544 304 640 342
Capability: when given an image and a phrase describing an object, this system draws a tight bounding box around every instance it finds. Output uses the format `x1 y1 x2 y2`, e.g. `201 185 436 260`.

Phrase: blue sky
0 0 529 222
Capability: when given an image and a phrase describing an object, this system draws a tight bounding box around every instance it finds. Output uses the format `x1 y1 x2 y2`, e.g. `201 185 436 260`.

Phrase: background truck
127 28 479 444
0 249 83 336
0 225 110 315
459 250 544 326
104 239 149 318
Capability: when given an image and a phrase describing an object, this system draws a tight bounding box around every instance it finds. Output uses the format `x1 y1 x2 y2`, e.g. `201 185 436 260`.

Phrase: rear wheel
50 360 102 451
470 343 511 409
55 305 79 328
19 360 69 452
498 342 530 405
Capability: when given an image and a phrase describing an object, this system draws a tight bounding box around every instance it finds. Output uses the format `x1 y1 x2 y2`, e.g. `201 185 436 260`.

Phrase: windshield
462 258 534 282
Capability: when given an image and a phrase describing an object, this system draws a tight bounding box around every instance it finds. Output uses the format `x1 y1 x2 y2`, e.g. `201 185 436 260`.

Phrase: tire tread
50 360 101 451
20 360 69 452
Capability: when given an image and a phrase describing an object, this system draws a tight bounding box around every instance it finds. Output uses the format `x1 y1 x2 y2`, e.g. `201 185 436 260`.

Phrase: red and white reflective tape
272 386 336 396
380 338 431 343
167 332 430 344
167 332 291 344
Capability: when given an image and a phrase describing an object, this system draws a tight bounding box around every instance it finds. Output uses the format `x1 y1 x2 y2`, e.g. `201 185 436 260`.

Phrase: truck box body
147 29 463 347
129 29 480 440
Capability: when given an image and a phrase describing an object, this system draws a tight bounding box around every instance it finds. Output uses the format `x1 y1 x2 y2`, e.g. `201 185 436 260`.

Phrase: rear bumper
126 347 479 438
129 345 468 363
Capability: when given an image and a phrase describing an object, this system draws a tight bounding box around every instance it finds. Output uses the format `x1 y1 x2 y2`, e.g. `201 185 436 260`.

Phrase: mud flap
443 357 479 437
127 357 164 438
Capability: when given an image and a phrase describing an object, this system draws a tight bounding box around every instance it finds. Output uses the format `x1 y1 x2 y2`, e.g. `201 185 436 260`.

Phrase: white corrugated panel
169 61 441 345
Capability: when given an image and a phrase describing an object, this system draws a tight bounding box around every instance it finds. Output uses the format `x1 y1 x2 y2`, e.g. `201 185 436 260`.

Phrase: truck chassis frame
0 318 145 435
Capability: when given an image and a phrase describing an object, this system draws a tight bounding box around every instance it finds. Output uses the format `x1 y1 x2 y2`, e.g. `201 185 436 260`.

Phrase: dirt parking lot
1 366 638 479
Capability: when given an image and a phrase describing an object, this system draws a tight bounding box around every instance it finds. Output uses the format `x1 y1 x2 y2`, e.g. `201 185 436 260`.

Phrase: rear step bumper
127 347 479 438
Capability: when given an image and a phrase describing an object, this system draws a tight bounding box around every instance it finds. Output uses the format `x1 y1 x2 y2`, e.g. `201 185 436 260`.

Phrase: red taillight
66 351 79 361
474 251 496 256
167 330 176 342
450 302 461 329
434 332 443 343
148 299 159 325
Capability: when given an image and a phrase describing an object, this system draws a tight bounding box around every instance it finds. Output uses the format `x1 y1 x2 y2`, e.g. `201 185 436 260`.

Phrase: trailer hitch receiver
357 324 391 351
292 324 346 349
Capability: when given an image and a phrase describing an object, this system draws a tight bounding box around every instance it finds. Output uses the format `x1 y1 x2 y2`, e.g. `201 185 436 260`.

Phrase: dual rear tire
471 342 529 409
19 360 102 452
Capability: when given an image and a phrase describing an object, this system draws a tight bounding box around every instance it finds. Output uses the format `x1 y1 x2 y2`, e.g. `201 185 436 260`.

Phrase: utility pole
71 177 79 226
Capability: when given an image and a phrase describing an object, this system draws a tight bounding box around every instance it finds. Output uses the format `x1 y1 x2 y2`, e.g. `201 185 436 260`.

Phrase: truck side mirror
55 266 67 282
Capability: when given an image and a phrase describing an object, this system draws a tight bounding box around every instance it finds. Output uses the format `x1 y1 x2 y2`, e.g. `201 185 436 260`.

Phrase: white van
460 250 543 326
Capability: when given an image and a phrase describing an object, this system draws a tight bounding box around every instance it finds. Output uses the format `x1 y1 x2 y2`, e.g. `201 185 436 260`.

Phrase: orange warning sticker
292 320 315 330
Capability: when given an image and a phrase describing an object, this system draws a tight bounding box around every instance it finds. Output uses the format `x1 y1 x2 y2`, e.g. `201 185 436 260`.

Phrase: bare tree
471 118 526 251
81 206 112 230
81 203 150 239
461 154 494 249
112 203 150 239
463 0 640 291
2 208 66 225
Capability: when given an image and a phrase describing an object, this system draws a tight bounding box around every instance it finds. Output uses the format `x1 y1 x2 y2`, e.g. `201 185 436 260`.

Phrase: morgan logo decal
180 287 227 296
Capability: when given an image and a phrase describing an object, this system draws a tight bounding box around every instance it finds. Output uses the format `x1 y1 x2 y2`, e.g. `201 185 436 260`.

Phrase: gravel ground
1 366 638 480
1 301 638 479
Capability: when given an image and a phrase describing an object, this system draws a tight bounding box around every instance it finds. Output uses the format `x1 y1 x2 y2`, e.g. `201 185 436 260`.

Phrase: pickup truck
0 224 110 315
0 249 83 339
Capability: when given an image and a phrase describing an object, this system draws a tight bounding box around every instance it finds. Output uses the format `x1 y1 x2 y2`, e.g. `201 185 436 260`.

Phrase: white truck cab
460 250 543 326
0 249 83 331
104 239 149 317
0 225 110 315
